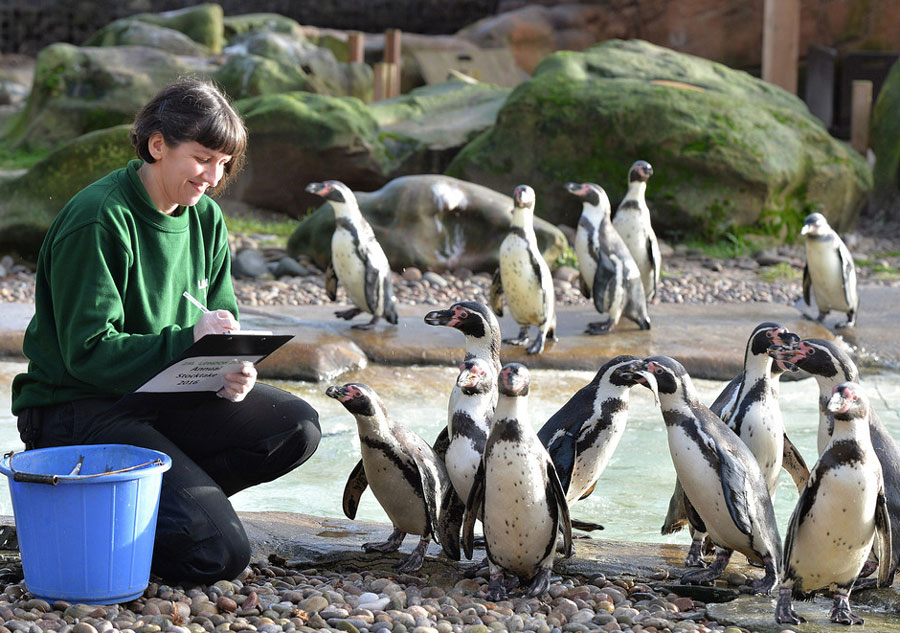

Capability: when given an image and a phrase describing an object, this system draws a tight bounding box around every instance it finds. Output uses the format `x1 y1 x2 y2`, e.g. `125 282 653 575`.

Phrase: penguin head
513 185 536 211
642 355 688 396
629 160 653 183
498 362 530 397
306 180 351 204
600 355 643 386
457 358 494 394
424 301 498 339
564 182 608 211
747 322 799 365
827 381 869 420
800 212 829 237
767 338 858 383
326 382 379 417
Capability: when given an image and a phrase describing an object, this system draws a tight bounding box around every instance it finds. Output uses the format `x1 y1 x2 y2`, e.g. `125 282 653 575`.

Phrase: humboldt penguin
463 363 572 600
328 382 450 572
489 185 557 354
800 212 859 328
612 160 660 302
662 324 809 567
769 337 900 584
538 355 647 530
306 180 398 329
628 355 782 593
565 181 650 334
776 382 892 626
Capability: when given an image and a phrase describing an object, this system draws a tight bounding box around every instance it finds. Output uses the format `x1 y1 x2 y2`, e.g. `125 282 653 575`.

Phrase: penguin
800 212 859 329
327 382 451 572
565 181 650 335
463 363 572 600
776 382 892 626
627 355 783 593
423 301 502 558
769 337 900 584
489 185 557 355
538 355 647 529
612 160 660 302
662 324 810 567
306 180 398 329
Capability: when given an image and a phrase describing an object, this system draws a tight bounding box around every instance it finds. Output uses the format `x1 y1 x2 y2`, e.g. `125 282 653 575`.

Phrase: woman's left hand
218 362 257 402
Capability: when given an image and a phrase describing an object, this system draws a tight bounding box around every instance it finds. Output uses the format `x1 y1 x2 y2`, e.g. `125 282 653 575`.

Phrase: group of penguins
325 300 895 626
306 160 862 353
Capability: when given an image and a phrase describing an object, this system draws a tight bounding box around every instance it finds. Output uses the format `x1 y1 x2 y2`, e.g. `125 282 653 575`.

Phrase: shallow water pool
2 360 899 547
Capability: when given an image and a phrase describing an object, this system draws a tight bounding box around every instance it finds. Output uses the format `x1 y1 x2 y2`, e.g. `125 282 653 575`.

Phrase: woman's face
148 132 232 211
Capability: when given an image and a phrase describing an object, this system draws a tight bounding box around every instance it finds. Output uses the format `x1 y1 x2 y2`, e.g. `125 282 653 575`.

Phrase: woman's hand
218 362 257 403
193 309 239 341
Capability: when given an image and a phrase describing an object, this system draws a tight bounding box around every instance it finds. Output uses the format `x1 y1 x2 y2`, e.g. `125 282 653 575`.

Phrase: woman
11 78 321 584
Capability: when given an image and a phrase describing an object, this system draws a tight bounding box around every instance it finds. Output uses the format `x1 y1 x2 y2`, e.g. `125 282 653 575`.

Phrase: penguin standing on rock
490 185 557 355
612 160 660 302
463 363 572 600
776 382 892 626
800 212 859 328
628 356 783 593
306 180 398 329
566 182 650 334
328 382 450 572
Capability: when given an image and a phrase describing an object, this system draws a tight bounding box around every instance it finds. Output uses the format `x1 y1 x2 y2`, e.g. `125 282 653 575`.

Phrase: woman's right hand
193 310 240 341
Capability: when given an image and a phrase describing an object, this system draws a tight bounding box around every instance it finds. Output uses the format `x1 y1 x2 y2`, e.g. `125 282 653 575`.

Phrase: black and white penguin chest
332 218 387 313
566 391 630 504
574 217 600 290
482 420 557 576
499 229 552 325
446 390 494 502
805 236 850 312
612 201 654 292
787 440 881 590
359 431 429 535
728 378 785 495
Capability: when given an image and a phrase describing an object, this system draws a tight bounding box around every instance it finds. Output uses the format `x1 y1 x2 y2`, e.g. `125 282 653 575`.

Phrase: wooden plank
348 31 364 64
762 0 799 94
412 48 525 88
851 79 873 154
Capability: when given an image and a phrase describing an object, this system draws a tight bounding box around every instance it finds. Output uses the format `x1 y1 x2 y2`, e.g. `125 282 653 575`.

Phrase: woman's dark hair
131 77 248 194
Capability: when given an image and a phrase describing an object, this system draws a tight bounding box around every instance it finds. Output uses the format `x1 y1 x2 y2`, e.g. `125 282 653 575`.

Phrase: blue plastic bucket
0 444 172 604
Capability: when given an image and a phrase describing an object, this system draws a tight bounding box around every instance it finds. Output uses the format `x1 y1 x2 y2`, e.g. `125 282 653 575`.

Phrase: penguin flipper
363 258 383 316
578 274 590 299
875 489 893 588
547 460 573 558
661 477 689 534
408 443 447 542
709 371 742 421
591 255 617 314
579 480 597 500
325 262 339 301
647 234 660 300
489 269 504 316
715 444 754 537
342 459 368 519
462 461 486 560
382 275 398 324
437 488 464 561
838 242 858 311
432 426 450 460
684 495 707 535
782 432 810 491
802 264 812 306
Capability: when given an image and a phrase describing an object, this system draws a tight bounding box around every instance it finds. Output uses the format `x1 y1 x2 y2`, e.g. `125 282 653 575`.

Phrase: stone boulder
3 43 215 150
92 3 225 54
0 125 135 258
369 79 510 175
230 92 398 217
446 39 872 234
286 174 567 273
223 13 307 42
871 58 900 216
84 20 210 57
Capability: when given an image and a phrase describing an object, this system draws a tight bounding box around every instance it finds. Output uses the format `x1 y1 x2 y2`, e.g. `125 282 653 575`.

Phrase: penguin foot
830 592 863 625
485 572 508 601
775 588 805 624
683 539 708 568
335 307 363 321
835 317 856 329
585 319 614 335
681 549 730 585
816 310 829 323
504 326 531 347
463 558 489 579
857 559 878 579
362 528 405 554
571 519 605 532
526 334 546 355
395 538 429 574
745 556 779 595
352 315 381 330
525 568 553 598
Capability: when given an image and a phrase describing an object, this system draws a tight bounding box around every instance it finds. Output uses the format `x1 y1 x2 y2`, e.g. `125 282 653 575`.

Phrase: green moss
0 145 49 169
555 246 578 269
757 262 800 283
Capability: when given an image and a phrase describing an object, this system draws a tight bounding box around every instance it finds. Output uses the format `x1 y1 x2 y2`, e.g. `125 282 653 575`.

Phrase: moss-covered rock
871 58 900 215
117 3 224 54
446 39 872 236
231 92 398 215
0 125 135 259
84 19 210 56
213 54 320 100
223 13 307 42
370 79 510 176
3 43 213 150
287 174 567 273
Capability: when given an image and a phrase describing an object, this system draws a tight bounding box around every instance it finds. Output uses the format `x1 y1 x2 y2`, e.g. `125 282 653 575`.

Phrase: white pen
182 290 209 313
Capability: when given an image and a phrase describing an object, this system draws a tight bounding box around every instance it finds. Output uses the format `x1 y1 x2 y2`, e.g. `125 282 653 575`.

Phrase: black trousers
16 383 321 584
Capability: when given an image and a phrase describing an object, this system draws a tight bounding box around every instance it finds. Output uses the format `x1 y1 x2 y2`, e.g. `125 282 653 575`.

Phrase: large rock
369 80 510 175
230 92 398 217
286 174 567 273
223 13 307 42
3 43 215 150
871 58 900 216
84 19 210 56
0 125 134 259
95 3 225 54
446 39 872 234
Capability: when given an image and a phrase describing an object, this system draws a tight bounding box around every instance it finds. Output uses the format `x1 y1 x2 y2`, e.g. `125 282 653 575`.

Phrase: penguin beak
564 182 584 196
618 363 659 406
424 309 453 327
457 368 479 389
827 389 853 415
325 385 349 401
306 182 326 196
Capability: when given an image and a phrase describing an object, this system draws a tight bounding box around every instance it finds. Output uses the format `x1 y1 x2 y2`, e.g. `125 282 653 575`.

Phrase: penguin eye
458 310 468 319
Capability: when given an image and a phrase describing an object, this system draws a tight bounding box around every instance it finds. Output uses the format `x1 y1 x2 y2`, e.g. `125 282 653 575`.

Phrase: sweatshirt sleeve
49 223 196 394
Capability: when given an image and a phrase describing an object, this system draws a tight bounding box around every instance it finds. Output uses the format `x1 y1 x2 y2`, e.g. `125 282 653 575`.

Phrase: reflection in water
1 360 899 546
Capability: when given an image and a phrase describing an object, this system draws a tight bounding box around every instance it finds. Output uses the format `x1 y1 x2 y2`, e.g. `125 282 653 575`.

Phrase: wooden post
373 62 389 101
348 31 364 64
762 0 800 94
384 29 402 98
851 79 873 154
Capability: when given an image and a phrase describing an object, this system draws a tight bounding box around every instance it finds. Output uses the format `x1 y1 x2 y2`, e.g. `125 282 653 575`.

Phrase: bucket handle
4 451 164 486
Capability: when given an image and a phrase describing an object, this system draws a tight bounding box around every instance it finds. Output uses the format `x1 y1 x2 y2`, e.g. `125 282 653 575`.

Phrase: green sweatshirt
11 159 238 414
